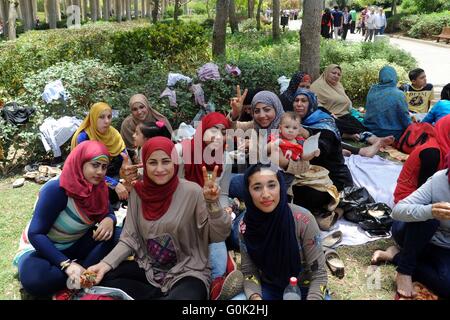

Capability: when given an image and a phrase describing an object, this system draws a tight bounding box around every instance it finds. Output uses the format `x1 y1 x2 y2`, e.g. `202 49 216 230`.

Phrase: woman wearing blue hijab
239 163 327 300
363 66 412 141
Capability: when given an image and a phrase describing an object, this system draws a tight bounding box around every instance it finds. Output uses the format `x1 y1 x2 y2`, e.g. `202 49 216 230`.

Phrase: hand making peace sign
202 165 220 202
230 85 248 120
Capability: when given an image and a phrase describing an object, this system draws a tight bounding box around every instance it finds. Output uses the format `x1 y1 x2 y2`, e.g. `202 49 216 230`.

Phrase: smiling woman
71 102 129 206
13 141 117 297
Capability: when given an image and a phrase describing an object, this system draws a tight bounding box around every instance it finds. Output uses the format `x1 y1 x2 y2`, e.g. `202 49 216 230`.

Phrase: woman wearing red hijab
88 137 231 300
14 141 117 297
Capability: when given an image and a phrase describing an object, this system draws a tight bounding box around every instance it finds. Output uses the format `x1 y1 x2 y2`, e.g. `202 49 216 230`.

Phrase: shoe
12 178 25 188
315 211 339 231
322 230 343 248
210 270 244 300
324 248 345 279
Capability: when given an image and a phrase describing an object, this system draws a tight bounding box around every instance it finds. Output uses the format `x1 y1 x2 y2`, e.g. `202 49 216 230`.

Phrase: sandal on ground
324 247 345 279
315 211 339 231
322 230 343 248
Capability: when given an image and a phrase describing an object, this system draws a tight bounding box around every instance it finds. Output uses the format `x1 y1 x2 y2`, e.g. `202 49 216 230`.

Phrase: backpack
396 122 435 154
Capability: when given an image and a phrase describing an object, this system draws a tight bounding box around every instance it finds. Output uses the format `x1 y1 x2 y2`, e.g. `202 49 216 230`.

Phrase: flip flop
324 247 345 279
322 230 343 248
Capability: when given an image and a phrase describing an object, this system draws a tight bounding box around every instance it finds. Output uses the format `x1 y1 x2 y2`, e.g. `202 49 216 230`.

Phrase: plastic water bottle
283 277 302 300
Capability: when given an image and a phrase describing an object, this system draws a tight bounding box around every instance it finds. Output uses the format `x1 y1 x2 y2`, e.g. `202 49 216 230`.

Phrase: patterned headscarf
251 91 285 132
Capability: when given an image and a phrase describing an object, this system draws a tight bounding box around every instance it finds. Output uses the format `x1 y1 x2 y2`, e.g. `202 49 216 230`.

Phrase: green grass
0 174 397 300
0 175 40 300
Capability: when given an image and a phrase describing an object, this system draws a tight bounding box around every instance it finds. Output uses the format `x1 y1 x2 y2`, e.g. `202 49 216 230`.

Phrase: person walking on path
349 7 357 33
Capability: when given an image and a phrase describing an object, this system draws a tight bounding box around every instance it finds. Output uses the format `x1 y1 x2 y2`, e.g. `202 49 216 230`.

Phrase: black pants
342 24 350 40
101 260 207 300
335 113 368 136
292 185 332 212
392 220 450 299
321 25 331 38
350 21 356 33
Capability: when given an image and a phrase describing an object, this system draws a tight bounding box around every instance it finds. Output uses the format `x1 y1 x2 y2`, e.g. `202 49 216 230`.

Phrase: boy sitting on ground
400 68 434 114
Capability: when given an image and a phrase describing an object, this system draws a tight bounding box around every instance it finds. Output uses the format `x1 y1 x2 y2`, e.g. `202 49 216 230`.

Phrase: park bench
433 26 450 44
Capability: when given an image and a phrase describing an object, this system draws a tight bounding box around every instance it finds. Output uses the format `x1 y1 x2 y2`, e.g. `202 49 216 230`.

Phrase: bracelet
60 259 78 271
60 259 71 271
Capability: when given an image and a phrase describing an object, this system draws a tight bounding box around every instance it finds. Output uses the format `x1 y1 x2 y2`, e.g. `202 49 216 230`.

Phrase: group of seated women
13 64 450 300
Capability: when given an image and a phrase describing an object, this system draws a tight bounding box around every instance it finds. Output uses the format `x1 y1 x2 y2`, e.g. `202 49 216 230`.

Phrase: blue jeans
392 220 450 298
209 242 227 279
17 226 120 296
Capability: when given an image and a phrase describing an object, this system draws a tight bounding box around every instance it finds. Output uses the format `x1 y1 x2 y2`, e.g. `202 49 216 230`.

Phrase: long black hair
138 121 172 140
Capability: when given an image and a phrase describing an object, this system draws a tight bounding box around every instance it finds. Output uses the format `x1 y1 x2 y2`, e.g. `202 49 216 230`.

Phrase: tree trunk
256 0 262 30
206 0 210 18
151 0 158 22
8 1 18 39
96 0 101 19
272 0 280 40
89 0 96 21
141 0 144 16
82 0 87 20
19 0 33 30
160 0 165 18
300 0 322 81
392 0 397 16
0 0 9 36
212 0 228 58
115 0 121 21
173 0 179 21
126 0 131 20
103 0 109 20
145 0 150 17
56 0 61 21
247 0 254 18
31 0 37 22
46 0 57 28
228 0 238 33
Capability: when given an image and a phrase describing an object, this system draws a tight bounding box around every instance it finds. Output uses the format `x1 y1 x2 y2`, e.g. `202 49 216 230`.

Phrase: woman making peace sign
88 137 231 300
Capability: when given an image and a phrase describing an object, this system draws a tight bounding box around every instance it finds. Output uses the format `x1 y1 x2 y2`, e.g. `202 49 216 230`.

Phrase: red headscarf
134 137 179 221
60 141 110 221
435 115 450 166
181 112 230 187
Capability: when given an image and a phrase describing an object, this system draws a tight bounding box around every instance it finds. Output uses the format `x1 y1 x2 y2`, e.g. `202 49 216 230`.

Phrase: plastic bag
339 186 374 220
0 102 35 126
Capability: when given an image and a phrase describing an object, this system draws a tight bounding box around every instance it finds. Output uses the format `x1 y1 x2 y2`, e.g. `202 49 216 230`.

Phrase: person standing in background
349 7 357 33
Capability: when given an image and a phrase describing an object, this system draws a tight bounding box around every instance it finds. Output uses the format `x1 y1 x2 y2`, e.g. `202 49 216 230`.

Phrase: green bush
320 40 417 72
0 21 209 96
402 11 450 39
0 59 125 174
340 59 409 107
386 13 409 33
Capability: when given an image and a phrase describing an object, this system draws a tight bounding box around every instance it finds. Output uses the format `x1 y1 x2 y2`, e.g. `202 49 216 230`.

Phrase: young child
400 68 434 114
422 83 450 124
132 120 172 165
268 112 320 190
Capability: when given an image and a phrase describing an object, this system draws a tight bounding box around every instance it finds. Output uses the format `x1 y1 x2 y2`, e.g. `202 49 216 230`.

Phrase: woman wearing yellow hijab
71 102 129 205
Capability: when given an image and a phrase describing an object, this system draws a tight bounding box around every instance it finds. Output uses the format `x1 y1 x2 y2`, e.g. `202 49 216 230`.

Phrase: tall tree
152 0 158 22
256 0 262 30
272 0 280 40
205 0 210 18
126 0 131 20
8 0 18 39
228 0 238 33
19 0 33 30
0 0 9 36
134 0 138 17
82 0 87 20
115 0 122 21
46 0 57 28
300 0 322 80
89 0 98 21
247 0 254 18
103 0 110 20
212 0 229 58
391 0 397 15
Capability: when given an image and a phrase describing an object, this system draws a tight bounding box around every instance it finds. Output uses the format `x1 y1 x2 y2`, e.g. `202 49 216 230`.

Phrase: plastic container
283 277 302 300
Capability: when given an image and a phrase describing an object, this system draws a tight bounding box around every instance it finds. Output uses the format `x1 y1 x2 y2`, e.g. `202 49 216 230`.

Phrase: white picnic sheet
319 155 403 247
344 154 403 209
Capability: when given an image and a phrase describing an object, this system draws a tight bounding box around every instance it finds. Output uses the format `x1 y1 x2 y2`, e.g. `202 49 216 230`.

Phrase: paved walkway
287 19 450 94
